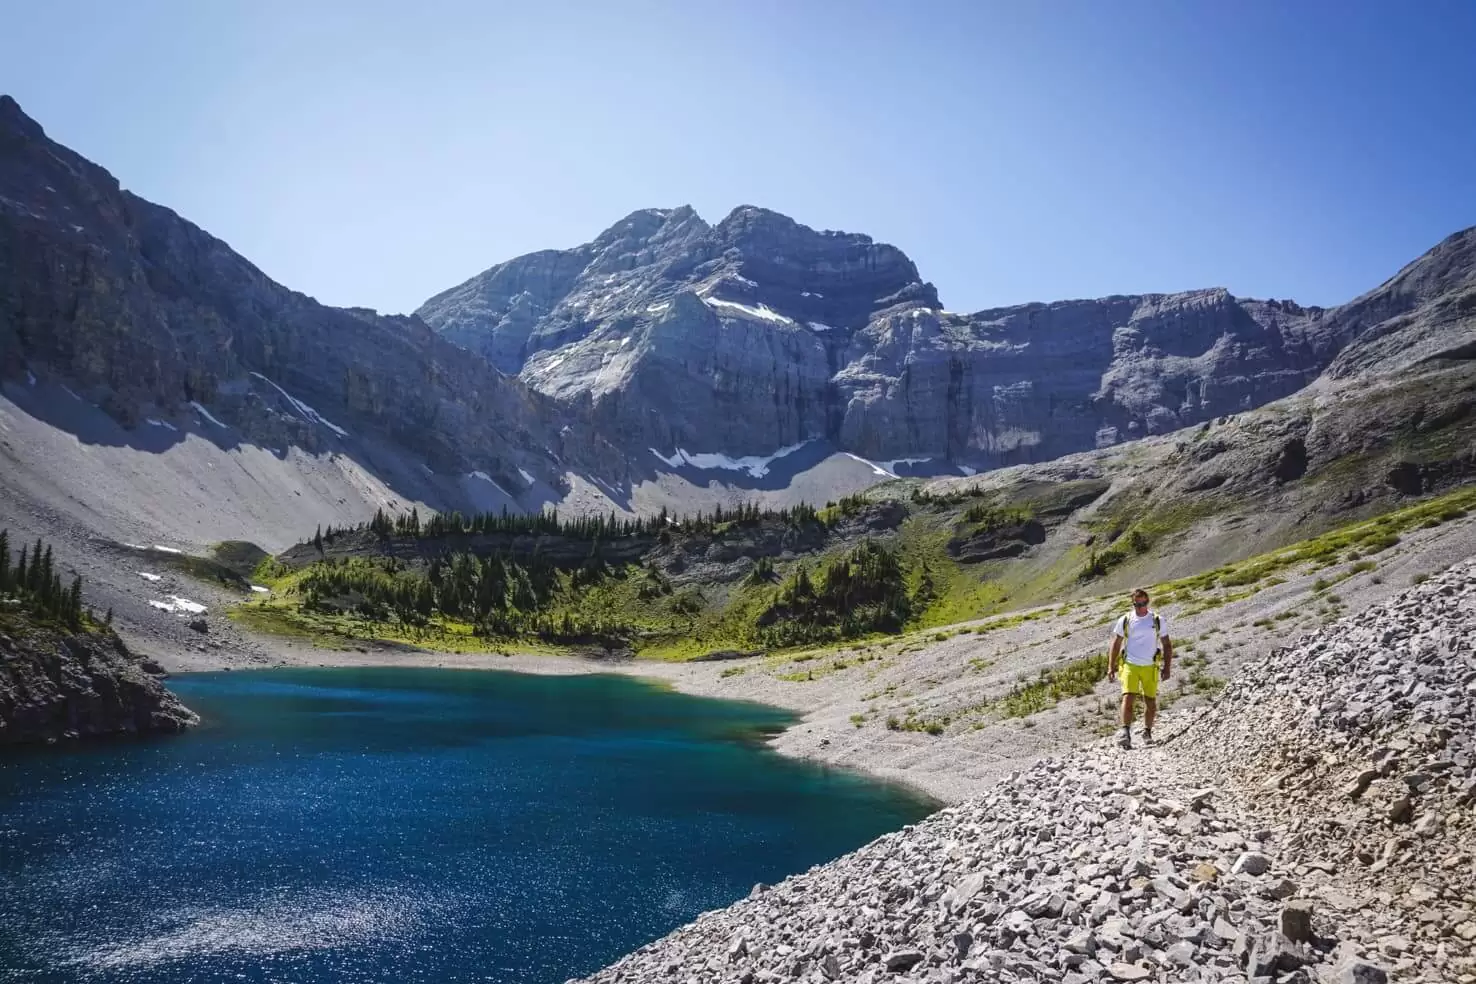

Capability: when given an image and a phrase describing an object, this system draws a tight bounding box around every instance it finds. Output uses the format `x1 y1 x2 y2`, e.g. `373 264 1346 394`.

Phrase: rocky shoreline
0 619 198 745
570 559 1476 984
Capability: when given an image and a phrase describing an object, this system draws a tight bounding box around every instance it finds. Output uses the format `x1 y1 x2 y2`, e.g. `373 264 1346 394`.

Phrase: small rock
1388 797 1414 824
1166 941 1196 966
187 618 208 634
1336 960 1389 984
1264 878 1299 900
1191 863 1220 883
1108 963 1152 982
1233 852 1271 876
1280 901 1314 944
1345 769 1379 799
883 950 924 973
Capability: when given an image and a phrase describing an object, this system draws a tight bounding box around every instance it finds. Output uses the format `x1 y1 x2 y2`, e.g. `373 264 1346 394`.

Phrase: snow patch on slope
702 297 795 326
190 401 227 428
649 442 809 479
466 471 511 497
842 453 896 478
145 418 178 432
149 596 207 615
249 373 349 438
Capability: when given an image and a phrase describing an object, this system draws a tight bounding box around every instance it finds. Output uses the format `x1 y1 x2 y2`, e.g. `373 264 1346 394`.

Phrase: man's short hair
1132 588 1150 600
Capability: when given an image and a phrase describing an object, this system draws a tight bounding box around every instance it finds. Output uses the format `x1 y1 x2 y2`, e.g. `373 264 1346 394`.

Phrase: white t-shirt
1112 609 1169 666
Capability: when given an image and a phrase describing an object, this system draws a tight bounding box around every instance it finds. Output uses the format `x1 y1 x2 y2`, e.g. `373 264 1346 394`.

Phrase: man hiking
1106 587 1172 749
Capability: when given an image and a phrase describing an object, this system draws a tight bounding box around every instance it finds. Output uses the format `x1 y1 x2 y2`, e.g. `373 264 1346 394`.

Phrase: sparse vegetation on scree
0 529 91 632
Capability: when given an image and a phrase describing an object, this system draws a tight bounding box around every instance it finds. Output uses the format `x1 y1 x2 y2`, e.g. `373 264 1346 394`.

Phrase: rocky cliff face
3 91 1472 519
421 207 1473 474
0 95 602 496
0 615 197 744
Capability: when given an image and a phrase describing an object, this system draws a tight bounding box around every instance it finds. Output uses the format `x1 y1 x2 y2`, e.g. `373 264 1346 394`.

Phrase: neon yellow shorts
1120 662 1159 699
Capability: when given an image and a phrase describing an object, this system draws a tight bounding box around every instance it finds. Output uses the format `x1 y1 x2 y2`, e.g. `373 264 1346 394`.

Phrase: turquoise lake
0 667 933 983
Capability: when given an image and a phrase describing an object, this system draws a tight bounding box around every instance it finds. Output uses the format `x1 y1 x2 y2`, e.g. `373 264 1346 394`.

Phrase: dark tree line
297 549 629 642
756 540 914 647
0 530 85 629
303 500 831 551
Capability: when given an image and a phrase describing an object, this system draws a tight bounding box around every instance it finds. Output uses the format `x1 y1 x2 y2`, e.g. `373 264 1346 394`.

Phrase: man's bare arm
1108 636 1122 679
1160 636 1173 680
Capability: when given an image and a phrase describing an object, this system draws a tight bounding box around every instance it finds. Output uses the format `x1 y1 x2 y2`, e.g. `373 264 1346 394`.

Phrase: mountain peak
0 94 46 143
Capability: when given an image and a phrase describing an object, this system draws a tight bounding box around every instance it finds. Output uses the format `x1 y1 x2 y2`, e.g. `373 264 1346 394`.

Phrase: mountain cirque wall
0 95 604 492
574 560 1476 984
420 203 1474 473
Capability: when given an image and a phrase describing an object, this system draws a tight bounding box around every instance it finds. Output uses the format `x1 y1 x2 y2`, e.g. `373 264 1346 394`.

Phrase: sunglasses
1132 599 1149 607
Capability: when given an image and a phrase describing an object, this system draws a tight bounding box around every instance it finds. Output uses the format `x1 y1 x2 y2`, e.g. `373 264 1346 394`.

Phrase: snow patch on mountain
650 442 809 478
148 596 207 615
190 401 227 428
841 453 896 478
249 372 349 438
466 471 510 497
702 297 796 326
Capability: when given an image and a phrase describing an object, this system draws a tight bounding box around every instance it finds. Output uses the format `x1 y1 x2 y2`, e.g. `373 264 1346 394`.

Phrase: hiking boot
1117 727 1132 750
1142 728 1154 746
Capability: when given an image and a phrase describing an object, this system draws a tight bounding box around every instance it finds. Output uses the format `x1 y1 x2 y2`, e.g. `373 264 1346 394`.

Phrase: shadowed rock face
421 200 1472 472
0 619 198 744
0 95 594 492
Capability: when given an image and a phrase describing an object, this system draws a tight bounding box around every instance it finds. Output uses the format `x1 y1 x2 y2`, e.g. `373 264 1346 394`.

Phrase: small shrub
885 715 901 731
849 713 865 728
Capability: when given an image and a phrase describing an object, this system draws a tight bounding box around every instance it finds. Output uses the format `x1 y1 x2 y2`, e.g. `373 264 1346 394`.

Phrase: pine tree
105 607 114 626
67 576 82 628
314 525 324 554
15 545 27 595
0 528 9 592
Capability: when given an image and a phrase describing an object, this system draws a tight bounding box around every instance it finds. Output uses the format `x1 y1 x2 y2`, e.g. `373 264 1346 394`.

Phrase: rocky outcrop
574 559 1476 984
0 617 198 744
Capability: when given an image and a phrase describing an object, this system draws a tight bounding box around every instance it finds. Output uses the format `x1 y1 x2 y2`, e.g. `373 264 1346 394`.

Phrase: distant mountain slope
420 206 1471 474
0 95 604 507
2 90 1473 548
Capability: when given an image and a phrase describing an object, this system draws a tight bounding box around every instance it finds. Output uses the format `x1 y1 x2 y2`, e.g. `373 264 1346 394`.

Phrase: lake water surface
0 667 932 983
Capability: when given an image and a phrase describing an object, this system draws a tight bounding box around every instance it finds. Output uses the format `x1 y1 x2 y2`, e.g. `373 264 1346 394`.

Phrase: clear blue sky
4 1 1474 315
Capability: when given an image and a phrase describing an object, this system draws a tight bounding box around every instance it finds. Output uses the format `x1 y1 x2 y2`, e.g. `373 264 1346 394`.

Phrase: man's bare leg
1143 697 1156 731
1120 693 1136 727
